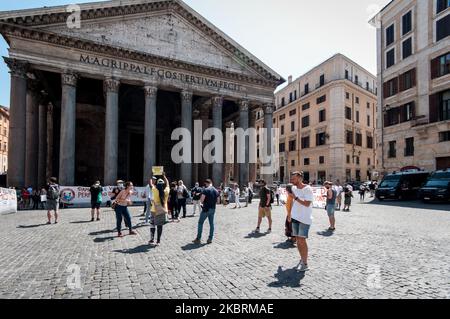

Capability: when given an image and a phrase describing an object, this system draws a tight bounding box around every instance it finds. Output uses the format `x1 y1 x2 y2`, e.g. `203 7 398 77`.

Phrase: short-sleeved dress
150 186 170 226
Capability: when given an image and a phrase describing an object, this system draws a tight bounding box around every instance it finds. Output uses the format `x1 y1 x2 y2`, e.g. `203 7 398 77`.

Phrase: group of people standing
107 174 219 246
224 183 254 209
15 186 48 210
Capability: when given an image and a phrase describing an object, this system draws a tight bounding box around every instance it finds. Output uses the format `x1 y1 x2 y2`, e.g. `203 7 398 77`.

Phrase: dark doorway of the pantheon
118 85 201 185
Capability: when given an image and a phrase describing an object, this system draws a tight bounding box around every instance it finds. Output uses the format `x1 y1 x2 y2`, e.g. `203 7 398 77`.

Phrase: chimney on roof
288 75 293 84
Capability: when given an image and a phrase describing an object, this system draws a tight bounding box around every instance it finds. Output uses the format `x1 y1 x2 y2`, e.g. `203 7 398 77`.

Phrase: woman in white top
233 184 241 209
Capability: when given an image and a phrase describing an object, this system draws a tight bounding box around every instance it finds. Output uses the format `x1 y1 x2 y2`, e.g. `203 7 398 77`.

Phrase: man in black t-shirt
191 183 203 217
254 180 272 234
193 179 219 245
90 181 103 222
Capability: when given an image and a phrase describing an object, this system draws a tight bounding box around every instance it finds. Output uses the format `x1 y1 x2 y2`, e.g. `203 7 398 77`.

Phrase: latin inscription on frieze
80 54 243 92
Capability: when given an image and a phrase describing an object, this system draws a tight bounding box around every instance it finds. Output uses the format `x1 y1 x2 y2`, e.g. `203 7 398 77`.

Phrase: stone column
180 90 193 188
59 72 78 186
249 109 257 183
198 103 210 185
212 96 223 186
143 85 158 184
4 58 28 187
263 103 274 185
103 77 120 186
46 103 54 180
37 92 48 188
238 100 249 187
25 79 40 188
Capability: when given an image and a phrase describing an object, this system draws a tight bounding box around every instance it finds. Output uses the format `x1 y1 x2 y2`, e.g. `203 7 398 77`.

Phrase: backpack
182 187 189 199
48 184 59 200
269 188 275 204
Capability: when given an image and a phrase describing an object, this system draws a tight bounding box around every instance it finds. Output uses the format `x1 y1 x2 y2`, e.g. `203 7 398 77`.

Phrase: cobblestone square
0 197 449 299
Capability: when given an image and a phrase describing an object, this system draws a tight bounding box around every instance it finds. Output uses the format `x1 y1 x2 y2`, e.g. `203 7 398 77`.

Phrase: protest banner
278 186 327 209
59 186 147 206
0 187 17 214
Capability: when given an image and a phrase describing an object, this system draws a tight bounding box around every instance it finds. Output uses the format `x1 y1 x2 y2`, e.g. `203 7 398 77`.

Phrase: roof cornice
0 21 280 88
0 0 285 85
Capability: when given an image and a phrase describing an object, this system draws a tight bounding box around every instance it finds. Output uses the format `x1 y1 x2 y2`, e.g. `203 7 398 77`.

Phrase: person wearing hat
90 180 103 222
143 177 157 224
149 173 170 246
323 181 337 232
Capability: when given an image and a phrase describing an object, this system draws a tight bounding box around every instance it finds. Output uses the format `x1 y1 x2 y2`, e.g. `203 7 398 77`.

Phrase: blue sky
0 0 391 107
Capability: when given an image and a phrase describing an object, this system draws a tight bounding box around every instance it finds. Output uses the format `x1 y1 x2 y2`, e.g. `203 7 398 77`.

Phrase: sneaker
91 218 95 222
267 229 272 234
193 239 201 245
149 240 155 245
297 261 310 272
254 228 260 234
97 218 100 221
207 239 213 244
46 221 51 225
118 232 123 238
129 230 137 235
328 227 336 232
155 242 161 247
54 221 58 224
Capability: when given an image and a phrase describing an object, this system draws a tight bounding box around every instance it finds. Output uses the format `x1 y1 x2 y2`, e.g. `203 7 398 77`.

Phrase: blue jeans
115 205 132 232
196 209 216 241
145 200 152 223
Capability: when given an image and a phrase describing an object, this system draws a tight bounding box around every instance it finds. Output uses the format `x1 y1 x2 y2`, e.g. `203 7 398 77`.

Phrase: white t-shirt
291 185 314 225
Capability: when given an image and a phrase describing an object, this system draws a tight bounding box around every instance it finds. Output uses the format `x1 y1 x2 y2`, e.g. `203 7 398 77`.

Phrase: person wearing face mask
323 181 337 232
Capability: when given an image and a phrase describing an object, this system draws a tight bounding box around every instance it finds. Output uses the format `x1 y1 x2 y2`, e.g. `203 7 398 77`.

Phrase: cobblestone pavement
0 195 449 299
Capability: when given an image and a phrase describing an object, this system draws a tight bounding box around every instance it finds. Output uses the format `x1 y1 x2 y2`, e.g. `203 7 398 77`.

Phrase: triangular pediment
0 0 284 85
41 12 260 78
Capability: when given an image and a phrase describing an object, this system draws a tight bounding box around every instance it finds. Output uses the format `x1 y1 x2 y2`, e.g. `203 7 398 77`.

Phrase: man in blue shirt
193 179 219 245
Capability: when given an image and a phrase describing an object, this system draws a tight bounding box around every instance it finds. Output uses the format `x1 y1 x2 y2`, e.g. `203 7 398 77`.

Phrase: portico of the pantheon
0 0 284 187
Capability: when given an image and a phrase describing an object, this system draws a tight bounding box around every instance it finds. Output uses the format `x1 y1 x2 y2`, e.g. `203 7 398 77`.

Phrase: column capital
199 103 210 118
26 78 40 96
47 102 54 115
4 57 28 78
61 72 79 87
238 99 249 112
143 85 158 98
212 96 224 108
38 91 49 106
181 90 193 103
104 77 120 93
263 103 274 115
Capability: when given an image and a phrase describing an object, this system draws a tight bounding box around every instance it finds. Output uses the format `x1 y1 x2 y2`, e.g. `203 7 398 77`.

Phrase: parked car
376 171 430 201
418 170 450 202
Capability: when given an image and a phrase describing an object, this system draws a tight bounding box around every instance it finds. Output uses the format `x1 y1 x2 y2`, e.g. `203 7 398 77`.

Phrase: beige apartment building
255 54 378 184
0 106 9 174
371 0 450 173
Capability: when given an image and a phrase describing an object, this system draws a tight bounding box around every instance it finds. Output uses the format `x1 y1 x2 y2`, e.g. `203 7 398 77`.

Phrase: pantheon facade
0 0 284 187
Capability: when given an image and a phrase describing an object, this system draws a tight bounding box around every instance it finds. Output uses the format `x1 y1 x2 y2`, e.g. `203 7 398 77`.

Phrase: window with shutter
429 93 439 123
436 14 450 41
431 57 440 79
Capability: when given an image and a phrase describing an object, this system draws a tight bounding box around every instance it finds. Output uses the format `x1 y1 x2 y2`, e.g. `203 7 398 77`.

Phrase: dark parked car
376 171 430 201
418 170 450 202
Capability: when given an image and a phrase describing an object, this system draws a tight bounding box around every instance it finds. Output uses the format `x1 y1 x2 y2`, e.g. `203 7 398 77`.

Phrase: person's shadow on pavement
317 229 334 237
268 266 306 288
114 244 155 254
17 223 47 229
181 243 207 251
244 232 267 239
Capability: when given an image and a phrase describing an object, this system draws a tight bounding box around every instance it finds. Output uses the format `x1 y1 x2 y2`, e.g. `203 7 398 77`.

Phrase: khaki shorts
258 207 272 218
